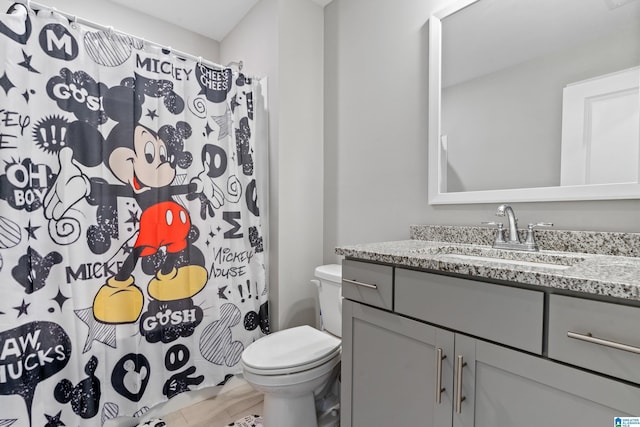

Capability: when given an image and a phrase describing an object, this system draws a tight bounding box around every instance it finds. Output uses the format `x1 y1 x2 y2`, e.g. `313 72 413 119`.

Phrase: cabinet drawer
548 294 640 384
395 269 544 354
342 260 393 310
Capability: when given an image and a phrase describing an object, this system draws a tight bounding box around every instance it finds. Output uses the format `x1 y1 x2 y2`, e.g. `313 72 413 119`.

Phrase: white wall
275 0 324 329
323 0 640 264
222 0 325 331
11 0 220 59
324 0 439 260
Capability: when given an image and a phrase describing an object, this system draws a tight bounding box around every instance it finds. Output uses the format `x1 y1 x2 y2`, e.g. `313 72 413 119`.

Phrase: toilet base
241 326 341 427
264 392 317 427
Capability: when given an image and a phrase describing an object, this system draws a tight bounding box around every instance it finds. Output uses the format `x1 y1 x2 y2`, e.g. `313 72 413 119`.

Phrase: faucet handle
524 222 553 249
482 221 506 244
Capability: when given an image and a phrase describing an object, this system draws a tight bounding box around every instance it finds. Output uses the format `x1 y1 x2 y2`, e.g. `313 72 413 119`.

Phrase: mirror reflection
439 0 640 194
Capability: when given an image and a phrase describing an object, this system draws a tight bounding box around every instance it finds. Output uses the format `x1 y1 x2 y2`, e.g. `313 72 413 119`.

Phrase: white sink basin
438 253 574 270
408 245 585 270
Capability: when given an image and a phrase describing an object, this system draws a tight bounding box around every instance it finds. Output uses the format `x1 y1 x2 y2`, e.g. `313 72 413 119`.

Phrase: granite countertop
335 226 640 302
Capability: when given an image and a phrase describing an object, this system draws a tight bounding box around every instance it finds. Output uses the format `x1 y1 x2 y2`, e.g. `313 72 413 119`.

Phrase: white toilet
241 264 343 427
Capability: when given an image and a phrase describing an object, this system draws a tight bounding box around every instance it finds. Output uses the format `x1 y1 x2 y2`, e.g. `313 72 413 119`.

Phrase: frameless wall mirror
428 0 640 204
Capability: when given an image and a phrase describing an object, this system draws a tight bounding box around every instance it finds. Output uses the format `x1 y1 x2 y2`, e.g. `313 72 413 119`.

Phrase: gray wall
222 0 326 331
323 0 640 264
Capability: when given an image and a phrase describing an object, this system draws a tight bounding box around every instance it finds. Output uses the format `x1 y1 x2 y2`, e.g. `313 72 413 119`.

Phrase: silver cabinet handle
342 278 378 290
435 348 446 404
567 331 640 355
455 355 467 414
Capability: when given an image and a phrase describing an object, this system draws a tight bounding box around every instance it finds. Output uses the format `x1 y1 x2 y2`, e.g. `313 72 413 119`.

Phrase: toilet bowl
241 264 342 427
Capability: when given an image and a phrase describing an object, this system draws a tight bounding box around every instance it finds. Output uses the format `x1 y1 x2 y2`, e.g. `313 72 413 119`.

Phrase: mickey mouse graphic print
0 5 268 426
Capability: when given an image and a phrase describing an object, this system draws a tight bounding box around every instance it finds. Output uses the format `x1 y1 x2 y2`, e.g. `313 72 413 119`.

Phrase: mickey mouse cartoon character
45 75 221 324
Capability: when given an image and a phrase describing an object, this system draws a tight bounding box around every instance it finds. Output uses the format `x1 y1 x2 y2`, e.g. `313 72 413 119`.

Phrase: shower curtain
0 6 268 426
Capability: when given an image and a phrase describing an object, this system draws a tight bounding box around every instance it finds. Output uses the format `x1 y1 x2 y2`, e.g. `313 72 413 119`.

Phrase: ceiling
108 0 332 42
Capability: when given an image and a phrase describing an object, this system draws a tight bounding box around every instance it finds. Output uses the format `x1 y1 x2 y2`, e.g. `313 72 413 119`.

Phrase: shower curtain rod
10 0 248 75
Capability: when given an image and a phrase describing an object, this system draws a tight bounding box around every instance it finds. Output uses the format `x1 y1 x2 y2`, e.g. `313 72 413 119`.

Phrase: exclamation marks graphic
59 125 67 147
33 116 69 153
237 280 254 303
41 122 67 147
246 280 252 300
237 284 244 303
50 124 57 146
39 126 48 144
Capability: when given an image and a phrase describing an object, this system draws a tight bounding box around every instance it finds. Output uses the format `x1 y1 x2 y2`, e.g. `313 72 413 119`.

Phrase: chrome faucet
483 204 553 251
496 204 520 245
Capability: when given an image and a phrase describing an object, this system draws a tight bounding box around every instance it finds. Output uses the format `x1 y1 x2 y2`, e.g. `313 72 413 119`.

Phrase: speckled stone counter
335 225 640 302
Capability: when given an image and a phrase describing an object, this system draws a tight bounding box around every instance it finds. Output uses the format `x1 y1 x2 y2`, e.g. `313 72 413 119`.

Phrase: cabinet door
454 335 640 427
341 299 455 427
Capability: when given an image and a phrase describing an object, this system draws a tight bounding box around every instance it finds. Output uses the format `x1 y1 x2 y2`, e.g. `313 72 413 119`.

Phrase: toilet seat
242 325 341 376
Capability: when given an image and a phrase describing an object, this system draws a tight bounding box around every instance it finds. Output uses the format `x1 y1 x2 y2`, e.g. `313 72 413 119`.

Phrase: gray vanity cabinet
341 260 640 427
341 298 455 427
455 334 639 427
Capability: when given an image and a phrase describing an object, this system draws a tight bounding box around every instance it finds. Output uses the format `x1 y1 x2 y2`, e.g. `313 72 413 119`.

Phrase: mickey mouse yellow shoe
93 276 144 324
147 265 208 301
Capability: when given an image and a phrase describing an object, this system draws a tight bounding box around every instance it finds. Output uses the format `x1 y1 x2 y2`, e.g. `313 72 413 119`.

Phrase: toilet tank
313 264 342 338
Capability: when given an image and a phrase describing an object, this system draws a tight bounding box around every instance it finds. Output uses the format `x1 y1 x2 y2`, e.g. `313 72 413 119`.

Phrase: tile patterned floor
162 376 264 427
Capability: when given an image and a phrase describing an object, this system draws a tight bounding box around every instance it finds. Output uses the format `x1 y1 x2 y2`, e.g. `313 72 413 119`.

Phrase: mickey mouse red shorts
135 201 191 256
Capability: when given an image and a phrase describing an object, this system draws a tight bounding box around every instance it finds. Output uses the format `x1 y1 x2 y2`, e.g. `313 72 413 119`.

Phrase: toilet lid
314 264 342 282
242 325 341 373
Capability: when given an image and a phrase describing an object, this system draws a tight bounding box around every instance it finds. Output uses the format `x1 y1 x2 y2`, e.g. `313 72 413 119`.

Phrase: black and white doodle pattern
12 247 62 294
0 9 267 427
101 402 119 425
199 303 244 367
0 9 30 44
229 414 264 427
162 365 204 399
164 344 190 371
136 418 166 427
84 31 143 67
0 321 72 426
43 411 65 427
54 356 101 419
0 216 21 248
111 353 150 402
